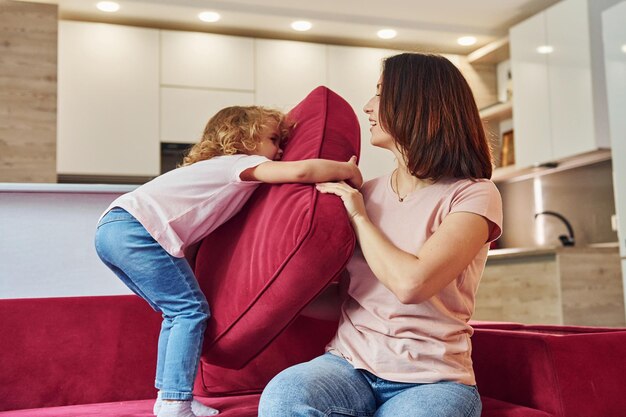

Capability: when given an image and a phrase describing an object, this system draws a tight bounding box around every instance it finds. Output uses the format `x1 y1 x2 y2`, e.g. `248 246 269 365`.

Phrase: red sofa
1 295 625 416
6 87 624 416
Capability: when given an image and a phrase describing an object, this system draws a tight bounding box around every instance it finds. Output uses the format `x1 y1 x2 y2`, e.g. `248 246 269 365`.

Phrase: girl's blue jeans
259 352 482 417
95 208 209 401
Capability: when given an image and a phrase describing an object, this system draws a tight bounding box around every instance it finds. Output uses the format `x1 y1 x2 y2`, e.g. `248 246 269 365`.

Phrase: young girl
94 106 362 417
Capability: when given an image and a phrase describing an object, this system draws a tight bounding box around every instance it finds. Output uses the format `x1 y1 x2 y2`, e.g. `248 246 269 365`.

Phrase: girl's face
363 76 395 150
250 121 284 161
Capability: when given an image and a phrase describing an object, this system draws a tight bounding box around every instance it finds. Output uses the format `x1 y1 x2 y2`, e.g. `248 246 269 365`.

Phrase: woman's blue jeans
95 208 209 401
259 353 482 417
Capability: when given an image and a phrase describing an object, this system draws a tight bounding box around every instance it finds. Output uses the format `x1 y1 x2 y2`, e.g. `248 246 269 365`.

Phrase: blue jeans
259 353 482 417
94 208 209 401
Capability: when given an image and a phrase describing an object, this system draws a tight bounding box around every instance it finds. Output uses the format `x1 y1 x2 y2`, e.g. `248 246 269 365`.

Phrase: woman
258 53 502 417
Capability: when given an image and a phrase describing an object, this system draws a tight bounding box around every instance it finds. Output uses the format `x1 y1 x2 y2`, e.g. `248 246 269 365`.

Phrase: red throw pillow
195 316 338 397
193 86 360 372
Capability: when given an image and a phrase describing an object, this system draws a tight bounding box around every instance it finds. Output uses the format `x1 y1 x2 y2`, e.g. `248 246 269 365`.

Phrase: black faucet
534 211 575 247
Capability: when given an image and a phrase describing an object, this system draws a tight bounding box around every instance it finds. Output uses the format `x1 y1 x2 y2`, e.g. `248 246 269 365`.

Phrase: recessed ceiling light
622 44 626 54
457 36 477 46
291 21 312 31
198 11 221 23
96 1 120 12
536 45 554 54
377 29 397 40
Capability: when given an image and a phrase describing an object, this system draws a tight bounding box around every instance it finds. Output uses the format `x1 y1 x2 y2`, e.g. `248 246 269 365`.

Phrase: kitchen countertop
0 183 137 194
488 242 620 259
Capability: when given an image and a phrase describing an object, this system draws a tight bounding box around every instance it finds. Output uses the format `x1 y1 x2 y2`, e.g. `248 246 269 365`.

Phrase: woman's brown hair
181 106 292 166
379 53 492 180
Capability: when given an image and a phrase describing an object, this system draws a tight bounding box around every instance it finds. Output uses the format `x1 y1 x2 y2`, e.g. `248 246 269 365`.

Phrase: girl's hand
315 181 366 222
346 156 364 189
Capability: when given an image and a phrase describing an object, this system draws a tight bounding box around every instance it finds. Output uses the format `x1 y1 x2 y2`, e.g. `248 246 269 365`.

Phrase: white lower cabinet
160 88 255 144
57 21 160 177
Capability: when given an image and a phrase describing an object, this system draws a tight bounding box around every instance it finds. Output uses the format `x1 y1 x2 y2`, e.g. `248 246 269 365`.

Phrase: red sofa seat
0 296 332 417
2 296 626 416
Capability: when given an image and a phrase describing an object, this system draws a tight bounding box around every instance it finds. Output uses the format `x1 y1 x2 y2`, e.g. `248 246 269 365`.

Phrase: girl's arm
240 156 363 189
315 181 491 304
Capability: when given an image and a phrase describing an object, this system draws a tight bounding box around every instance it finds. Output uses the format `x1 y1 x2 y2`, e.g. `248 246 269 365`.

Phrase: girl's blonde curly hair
181 106 293 166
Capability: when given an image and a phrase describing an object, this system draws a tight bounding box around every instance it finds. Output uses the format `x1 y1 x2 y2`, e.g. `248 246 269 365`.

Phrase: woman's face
363 76 395 150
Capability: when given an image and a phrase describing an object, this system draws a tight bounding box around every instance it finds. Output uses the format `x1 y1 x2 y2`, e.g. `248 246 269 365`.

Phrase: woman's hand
315 181 366 222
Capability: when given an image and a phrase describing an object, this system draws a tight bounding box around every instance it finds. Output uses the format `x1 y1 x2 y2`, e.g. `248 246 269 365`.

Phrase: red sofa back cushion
0 296 160 412
471 323 626 417
194 86 361 369
195 316 338 397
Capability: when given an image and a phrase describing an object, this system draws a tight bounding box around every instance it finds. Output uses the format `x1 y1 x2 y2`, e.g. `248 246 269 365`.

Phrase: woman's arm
315 182 490 304
240 156 363 189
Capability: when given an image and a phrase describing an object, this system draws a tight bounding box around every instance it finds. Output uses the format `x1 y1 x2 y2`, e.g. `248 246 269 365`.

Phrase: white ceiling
30 0 561 53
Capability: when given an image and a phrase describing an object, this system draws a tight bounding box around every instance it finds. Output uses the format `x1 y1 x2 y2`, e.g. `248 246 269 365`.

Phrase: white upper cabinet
255 39 327 110
545 0 594 160
326 45 396 180
602 1 626 257
510 11 552 168
57 21 160 177
160 88 254 144
510 0 610 168
160 31 254 90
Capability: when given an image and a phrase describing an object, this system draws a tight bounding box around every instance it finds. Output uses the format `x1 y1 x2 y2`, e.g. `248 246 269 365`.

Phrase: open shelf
468 37 509 65
479 101 512 122
492 149 612 183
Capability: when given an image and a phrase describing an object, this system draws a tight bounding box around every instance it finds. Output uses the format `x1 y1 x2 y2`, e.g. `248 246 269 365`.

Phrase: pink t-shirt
102 154 270 258
327 174 502 385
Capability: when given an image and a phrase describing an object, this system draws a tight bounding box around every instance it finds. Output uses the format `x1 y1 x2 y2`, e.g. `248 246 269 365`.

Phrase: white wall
0 187 133 299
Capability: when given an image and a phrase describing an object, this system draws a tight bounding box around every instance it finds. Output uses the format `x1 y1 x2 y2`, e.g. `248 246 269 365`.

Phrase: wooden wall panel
0 0 57 182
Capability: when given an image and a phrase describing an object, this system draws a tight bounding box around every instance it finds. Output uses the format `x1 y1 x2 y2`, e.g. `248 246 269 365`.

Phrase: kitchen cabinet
255 39 327 110
602 1 626 258
55 21 509 182
160 31 254 91
510 0 611 169
509 12 552 168
160 87 255 144
159 31 255 146
602 1 626 309
476 246 625 326
57 21 160 177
